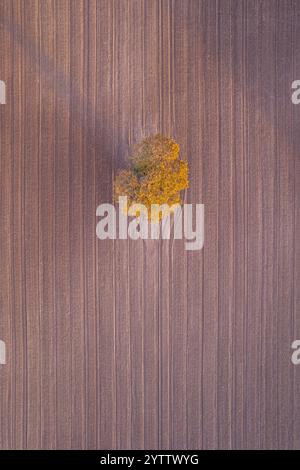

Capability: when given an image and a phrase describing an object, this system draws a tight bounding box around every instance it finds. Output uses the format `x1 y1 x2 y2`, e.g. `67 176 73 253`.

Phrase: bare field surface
0 0 299 449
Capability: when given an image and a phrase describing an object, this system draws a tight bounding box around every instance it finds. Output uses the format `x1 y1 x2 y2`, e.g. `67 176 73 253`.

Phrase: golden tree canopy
114 134 189 220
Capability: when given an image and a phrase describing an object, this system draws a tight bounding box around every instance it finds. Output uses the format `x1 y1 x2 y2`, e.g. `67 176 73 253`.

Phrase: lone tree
114 134 189 220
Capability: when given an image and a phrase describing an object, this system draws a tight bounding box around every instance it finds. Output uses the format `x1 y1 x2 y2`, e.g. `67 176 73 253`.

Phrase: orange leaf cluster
114 134 189 220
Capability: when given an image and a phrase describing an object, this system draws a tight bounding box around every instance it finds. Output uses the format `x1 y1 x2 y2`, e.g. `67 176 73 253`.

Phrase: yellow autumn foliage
114 134 189 220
